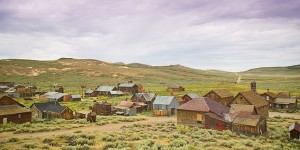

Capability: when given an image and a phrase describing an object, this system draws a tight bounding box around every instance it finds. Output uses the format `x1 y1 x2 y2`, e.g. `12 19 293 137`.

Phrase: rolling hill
0 58 299 95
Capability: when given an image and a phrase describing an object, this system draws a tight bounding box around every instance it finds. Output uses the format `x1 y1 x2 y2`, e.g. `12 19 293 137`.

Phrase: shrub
43 138 54 144
103 141 131 150
176 125 190 134
23 144 36 149
169 139 188 147
137 140 165 150
8 137 19 142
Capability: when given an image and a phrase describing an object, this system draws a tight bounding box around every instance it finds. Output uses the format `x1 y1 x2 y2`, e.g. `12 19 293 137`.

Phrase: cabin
231 112 267 136
95 86 118 96
30 102 73 120
289 122 300 139
85 89 95 97
204 89 234 106
261 90 277 108
131 92 156 110
153 96 180 116
272 98 298 111
114 101 137 116
167 86 185 92
118 83 138 94
0 95 32 124
108 91 124 97
181 93 200 105
71 94 81 101
230 91 269 118
177 97 230 130
91 101 114 115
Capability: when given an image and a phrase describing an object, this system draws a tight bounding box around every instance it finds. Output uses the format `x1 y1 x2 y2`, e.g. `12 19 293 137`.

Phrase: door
3 118 7 124
171 108 175 115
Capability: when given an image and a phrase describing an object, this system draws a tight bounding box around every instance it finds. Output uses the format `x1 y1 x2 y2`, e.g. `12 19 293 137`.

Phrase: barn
177 97 230 130
204 89 234 106
230 91 269 118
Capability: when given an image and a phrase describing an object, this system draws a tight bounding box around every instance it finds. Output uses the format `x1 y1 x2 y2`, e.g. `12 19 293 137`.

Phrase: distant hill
0 58 299 94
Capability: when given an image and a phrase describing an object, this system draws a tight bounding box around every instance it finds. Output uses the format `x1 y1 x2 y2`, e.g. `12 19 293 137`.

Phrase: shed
85 89 95 97
71 94 81 101
131 92 156 110
92 101 114 115
47 93 65 102
108 91 124 97
230 91 269 118
153 96 180 116
0 105 32 124
204 89 234 106
289 122 300 139
114 101 137 116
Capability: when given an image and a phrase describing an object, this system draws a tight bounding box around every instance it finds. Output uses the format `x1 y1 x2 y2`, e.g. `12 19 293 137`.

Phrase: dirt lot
0 116 175 141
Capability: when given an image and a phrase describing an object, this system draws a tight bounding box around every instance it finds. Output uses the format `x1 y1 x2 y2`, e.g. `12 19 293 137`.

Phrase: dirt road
0 116 175 141
269 112 300 119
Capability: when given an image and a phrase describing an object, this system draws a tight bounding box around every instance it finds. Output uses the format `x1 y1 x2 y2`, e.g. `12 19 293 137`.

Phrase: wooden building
229 104 256 114
91 101 114 116
0 105 32 124
0 81 15 87
71 94 81 101
289 122 300 139
95 86 118 96
177 97 230 130
167 86 185 92
5 84 37 98
30 102 73 120
261 90 277 108
54 85 64 93
0 85 9 93
138 84 144 93
0 95 31 124
272 98 298 111
277 92 290 98
181 93 200 105
108 91 124 97
85 89 95 97
230 91 269 118
153 96 180 116
118 83 138 94
204 89 234 106
131 92 156 110
114 101 137 116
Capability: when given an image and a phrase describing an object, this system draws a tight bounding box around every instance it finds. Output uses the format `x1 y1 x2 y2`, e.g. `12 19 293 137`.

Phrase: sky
0 0 300 72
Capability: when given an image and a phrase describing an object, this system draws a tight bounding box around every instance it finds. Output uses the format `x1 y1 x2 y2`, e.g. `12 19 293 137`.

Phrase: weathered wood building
277 92 290 98
153 96 179 116
118 83 138 94
108 91 124 97
95 86 118 96
272 98 298 111
71 94 81 101
85 89 95 97
30 101 73 120
114 101 137 116
91 101 114 115
230 91 269 118
177 97 230 130
289 122 300 139
131 92 156 110
181 93 200 105
167 86 185 92
204 89 234 106
261 90 277 108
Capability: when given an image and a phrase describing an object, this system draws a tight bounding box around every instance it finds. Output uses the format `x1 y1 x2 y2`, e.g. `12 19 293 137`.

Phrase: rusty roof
289 122 300 132
233 114 261 127
118 101 135 108
177 97 230 116
261 92 277 99
209 89 234 98
230 104 255 114
237 91 269 108
0 105 31 116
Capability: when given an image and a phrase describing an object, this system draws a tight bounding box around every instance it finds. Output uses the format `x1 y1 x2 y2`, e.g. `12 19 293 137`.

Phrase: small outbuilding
289 122 300 139
153 96 180 116
71 94 81 101
167 86 185 92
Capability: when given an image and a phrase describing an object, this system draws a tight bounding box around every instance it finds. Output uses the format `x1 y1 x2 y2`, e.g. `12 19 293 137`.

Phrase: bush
8 137 19 142
176 125 190 134
43 138 54 144
23 144 36 149
137 140 165 150
169 139 188 147
103 141 131 150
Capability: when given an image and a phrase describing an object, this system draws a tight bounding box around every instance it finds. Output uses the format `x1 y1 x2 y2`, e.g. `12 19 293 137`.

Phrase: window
285 105 288 109
197 114 203 124
266 96 269 101
18 114 21 118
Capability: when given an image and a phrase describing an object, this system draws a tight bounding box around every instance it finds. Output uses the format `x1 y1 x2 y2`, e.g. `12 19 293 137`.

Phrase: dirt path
269 112 300 119
236 74 241 84
0 116 175 141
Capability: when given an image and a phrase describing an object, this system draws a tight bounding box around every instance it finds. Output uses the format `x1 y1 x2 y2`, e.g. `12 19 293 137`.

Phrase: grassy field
0 116 299 150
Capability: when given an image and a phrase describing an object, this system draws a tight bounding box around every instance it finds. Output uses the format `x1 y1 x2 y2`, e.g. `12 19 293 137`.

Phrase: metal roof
85 89 94 94
31 101 61 112
96 86 116 92
109 91 124 95
71 94 81 99
186 93 200 99
119 83 136 88
153 96 175 105
47 93 64 99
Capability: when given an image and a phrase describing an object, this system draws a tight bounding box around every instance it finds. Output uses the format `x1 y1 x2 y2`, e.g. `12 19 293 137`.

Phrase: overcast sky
0 0 300 71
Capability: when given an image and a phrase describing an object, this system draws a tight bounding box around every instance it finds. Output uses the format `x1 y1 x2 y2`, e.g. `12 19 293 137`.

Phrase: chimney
250 81 256 92
267 89 269 92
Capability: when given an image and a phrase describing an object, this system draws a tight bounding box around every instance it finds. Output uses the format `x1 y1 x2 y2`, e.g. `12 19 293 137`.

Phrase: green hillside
0 58 299 96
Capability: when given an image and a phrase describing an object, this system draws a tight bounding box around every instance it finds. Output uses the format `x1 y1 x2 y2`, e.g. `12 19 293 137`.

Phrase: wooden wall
0 112 32 124
205 115 229 131
177 110 205 127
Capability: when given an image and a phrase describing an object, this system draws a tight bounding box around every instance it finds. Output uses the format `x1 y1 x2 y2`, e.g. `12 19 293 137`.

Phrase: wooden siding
205 115 230 131
290 130 300 139
0 96 23 106
0 112 32 124
205 91 233 106
119 85 138 94
181 95 192 105
261 93 275 108
30 105 43 118
177 110 205 127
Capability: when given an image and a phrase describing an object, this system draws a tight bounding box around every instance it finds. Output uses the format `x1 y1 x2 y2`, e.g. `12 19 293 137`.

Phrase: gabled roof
71 94 81 99
142 93 156 101
0 95 25 107
47 93 64 99
289 122 300 132
153 96 176 105
96 86 116 92
41 92 59 97
31 101 67 113
207 89 233 98
237 91 269 108
274 98 297 104
177 97 230 116
183 93 200 99
119 83 136 88
116 101 135 109
277 92 290 98
261 92 277 99
85 89 94 94
230 104 255 114
0 105 31 116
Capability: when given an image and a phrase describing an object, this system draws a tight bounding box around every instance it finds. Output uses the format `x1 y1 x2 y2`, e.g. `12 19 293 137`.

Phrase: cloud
0 0 299 71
